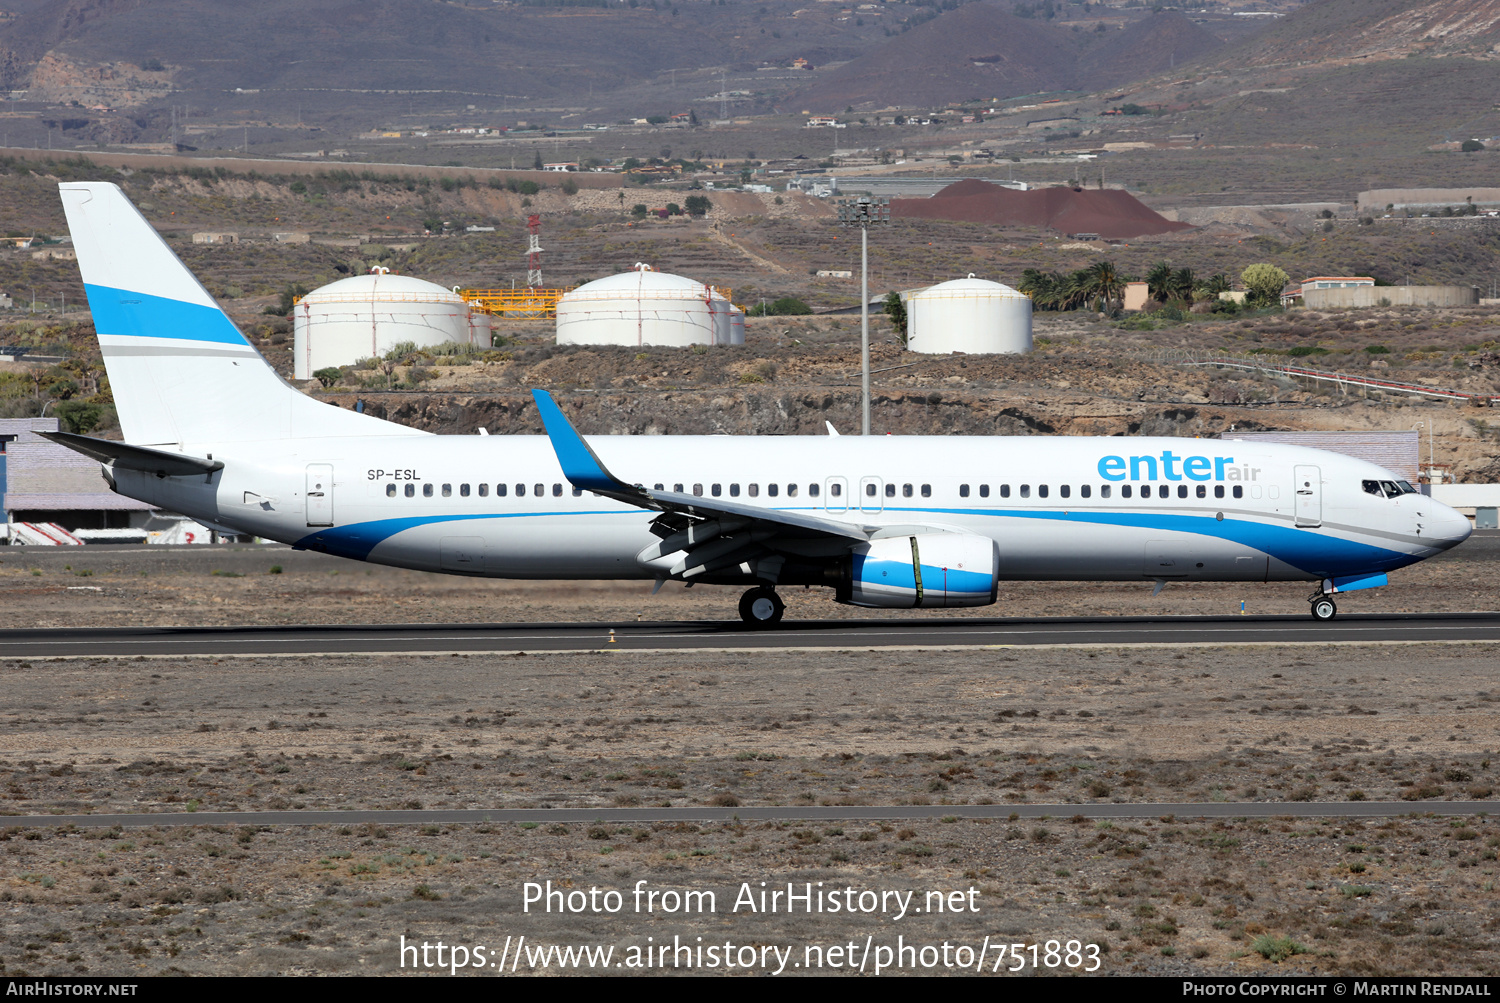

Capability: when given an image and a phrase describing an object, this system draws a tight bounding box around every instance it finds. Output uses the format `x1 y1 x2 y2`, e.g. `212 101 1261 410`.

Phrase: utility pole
836 195 890 435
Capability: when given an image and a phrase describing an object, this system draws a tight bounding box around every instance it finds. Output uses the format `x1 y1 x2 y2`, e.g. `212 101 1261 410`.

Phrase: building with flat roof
1 418 154 540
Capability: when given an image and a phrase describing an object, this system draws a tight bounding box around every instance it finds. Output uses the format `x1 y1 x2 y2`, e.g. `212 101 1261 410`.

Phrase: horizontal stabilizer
38 430 223 477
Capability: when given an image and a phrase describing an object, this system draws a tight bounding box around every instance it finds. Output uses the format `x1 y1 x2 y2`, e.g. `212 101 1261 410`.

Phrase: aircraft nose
1431 500 1472 549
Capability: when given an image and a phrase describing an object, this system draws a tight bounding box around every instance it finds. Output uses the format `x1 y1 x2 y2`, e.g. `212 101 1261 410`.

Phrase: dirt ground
2 544 1500 977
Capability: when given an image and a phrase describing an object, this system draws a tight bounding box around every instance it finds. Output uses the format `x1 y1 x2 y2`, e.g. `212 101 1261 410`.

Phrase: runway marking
6 640 1500 661
3 801 1496 828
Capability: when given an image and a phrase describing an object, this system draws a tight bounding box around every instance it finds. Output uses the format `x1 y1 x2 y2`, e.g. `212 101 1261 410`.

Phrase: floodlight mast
836 195 890 435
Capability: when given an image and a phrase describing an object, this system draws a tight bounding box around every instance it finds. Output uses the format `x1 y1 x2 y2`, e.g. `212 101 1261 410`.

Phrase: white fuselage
103 433 1471 586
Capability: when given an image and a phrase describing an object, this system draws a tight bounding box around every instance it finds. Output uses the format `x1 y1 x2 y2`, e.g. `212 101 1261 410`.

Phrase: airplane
42 181 1473 627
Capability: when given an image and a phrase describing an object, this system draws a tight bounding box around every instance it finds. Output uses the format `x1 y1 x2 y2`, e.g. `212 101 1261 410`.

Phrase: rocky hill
790 6 1224 112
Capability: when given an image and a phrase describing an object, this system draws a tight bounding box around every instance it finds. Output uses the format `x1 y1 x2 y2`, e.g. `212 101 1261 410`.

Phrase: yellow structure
459 287 574 318
459 285 731 319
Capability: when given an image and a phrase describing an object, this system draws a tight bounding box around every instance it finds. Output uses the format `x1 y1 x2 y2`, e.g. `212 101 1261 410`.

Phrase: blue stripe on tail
85 284 249 346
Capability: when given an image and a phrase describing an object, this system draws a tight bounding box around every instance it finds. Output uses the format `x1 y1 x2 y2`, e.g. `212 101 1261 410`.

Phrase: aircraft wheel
739 586 785 627
1310 596 1337 622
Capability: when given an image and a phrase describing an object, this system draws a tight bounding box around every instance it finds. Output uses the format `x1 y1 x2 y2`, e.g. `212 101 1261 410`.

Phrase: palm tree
1085 259 1123 308
1145 261 1173 302
1169 267 1196 303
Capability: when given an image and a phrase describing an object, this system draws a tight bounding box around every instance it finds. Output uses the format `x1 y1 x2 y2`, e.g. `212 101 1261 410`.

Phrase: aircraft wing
532 389 868 582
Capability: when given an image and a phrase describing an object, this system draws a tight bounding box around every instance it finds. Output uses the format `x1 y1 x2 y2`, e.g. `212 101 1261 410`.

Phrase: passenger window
1195 484 1205 499
672 483 683 493
534 483 544 497
1177 485 1187 499
729 483 740 497
496 483 507 497
787 484 798 498
479 483 489 497
693 483 703 496
423 483 434 497
979 484 989 498
749 483 759 497
959 484 970 498
809 484 819 497
572 486 582 497
386 483 396 497
516 483 526 497
829 483 841 497
1157 485 1168 499
1122 485 1132 499
885 483 895 498
1080 485 1091 499
903 483 913 498
406 484 415 497
712 484 722 497
1000 484 1010 498
1100 485 1110 498
1020 484 1030 498
553 483 563 497
460 483 470 497
1233 485 1244 499
1060 484 1070 499
920 484 931 498
865 483 876 497
442 483 452 497
1038 484 1049 499
653 483 664 491
1214 485 1224 499
768 483 778 497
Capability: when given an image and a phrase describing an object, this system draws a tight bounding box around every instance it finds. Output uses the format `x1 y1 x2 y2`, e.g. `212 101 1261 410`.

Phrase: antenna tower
526 214 543 288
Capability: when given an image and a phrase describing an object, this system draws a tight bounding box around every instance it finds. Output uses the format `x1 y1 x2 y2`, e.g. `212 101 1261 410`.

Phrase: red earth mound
890 179 1194 240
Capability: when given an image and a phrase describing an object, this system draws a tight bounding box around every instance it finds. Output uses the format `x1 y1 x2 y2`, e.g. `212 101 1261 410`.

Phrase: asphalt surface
3 802 1495 828
3 612 1500 658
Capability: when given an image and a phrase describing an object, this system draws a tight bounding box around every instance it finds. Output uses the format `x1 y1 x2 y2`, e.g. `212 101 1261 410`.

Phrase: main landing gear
1309 592 1337 622
739 586 785 628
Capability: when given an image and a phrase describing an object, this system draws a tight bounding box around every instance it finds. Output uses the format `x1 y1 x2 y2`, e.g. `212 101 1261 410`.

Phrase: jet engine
841 533 999 608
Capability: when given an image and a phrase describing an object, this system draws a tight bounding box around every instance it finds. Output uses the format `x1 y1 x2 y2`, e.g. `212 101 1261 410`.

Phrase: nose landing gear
738 586 785 627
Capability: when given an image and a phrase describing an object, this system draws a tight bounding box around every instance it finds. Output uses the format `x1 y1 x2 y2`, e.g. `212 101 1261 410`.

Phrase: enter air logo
1097 453 1260 483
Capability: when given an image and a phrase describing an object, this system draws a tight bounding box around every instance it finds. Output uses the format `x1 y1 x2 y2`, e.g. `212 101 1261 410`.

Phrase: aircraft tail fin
60 182 423 446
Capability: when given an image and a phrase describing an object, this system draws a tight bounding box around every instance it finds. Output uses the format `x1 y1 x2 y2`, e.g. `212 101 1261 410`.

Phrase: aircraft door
824 476 848 513
1294 465 1322 528
305 464 334 527
860 476 884 513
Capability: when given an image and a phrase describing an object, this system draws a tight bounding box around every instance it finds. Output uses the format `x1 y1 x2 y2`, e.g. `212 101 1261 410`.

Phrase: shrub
1252 934 1305 962
684 194 711 217
1461 139 1486 153
312 367 343 388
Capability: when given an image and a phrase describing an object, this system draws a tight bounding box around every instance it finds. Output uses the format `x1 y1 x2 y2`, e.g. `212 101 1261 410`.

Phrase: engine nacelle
842 533 999 608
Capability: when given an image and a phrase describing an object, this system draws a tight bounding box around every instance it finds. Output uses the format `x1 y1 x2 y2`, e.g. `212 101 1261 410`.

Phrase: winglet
531 389 629 493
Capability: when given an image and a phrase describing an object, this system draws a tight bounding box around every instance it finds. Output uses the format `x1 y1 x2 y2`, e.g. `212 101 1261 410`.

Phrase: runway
5 801 1497 828
3 612 1500 658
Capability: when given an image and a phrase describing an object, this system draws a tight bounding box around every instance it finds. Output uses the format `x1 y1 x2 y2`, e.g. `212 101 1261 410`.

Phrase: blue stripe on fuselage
292 505 1413 578
85 283 250 346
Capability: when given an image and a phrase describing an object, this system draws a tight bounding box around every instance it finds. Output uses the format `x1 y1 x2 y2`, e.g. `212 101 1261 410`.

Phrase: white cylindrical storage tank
293 270 478 379
905 274 1032 355
728 304 745 345
708 288 732 345
556 264 717 347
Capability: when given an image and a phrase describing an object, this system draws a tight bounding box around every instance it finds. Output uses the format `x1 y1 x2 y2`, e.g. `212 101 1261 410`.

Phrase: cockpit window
1364 479 1408 499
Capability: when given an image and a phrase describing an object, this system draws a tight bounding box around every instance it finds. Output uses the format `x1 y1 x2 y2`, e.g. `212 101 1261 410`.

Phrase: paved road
3 802 1495 828
3 613 1500 658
